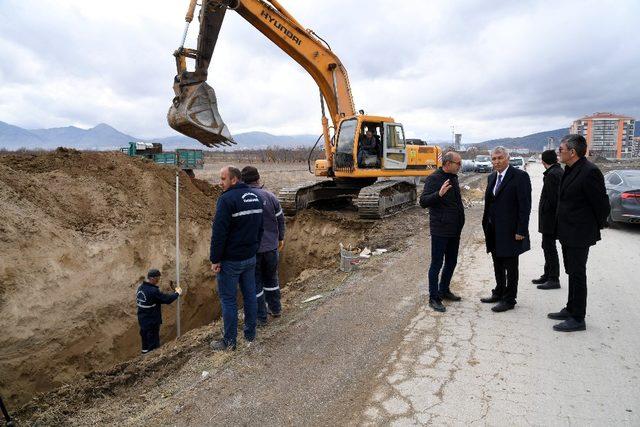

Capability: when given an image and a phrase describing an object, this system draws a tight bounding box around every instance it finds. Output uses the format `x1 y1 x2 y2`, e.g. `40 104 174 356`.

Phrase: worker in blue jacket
136 268 181 354
241 166 286 325
210 166 264 351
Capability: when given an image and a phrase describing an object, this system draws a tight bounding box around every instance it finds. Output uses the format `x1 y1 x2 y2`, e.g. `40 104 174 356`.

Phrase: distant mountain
0 120 319 151
0 122 136 150
150 131 319 150
0 121 44 148
471 128 570 151
1 120 635 152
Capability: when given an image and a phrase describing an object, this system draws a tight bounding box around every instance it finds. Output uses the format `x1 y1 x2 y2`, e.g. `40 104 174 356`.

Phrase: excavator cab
332 116 408 174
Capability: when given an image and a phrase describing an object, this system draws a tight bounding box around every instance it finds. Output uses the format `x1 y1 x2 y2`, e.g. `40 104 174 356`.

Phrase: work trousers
491 253 519 305
541 233 560 280
140 324 160 353
561 245 590 322
428 235 460 300
217 256 257 346
256 249 282 321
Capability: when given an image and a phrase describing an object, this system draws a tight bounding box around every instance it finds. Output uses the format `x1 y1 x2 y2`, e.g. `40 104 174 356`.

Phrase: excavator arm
168 0 356 154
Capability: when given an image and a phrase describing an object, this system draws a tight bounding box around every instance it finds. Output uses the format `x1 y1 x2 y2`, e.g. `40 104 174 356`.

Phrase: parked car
509 156 526 171
604 169 640 225
527 155 537 163
475 155 492 172
461 159 476 173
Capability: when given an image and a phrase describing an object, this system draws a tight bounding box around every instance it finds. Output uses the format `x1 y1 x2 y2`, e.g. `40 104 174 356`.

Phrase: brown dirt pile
0 148 221 407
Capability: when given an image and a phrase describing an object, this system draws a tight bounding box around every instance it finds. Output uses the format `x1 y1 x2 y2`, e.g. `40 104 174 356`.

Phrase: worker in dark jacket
210 166 264 351
241 166 286 325
481 146 532 312
419 151 465 312
548 135 610 332
136 268 181 354
532 150 564 290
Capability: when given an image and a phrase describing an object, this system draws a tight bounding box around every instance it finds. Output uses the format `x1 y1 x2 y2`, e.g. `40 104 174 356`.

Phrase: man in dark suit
481 146 532 312
548 135 610 332
532 150 564 290
419 151 465 312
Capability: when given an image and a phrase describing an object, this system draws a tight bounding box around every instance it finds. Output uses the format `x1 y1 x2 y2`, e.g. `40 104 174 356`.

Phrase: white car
509 156 526 171
474 155 492 173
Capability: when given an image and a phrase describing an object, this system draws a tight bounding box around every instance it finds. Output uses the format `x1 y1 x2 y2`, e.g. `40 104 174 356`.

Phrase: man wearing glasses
419 151 465 312
548 135 610 332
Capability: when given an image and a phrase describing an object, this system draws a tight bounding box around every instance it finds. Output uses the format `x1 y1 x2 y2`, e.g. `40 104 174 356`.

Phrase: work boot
491 301 515 312
480 295 501 303
553 318 586 332
547 308 571 320
537 279 560 290
210 339 236 352
532 275 548 285
440 291 462 301
267 307 281 318
428 298 446 313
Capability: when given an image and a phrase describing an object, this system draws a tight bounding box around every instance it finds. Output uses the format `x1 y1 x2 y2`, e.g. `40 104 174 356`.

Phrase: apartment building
570 112 636 159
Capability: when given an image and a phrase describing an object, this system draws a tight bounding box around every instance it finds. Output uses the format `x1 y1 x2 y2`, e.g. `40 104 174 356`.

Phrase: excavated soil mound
0 149 221 407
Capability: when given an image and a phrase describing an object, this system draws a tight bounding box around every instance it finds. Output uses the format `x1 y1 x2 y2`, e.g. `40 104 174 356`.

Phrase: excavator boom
168 0 356 151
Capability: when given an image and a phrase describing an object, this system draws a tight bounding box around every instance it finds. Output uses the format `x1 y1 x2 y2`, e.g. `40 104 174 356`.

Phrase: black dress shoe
440 291 462 301
480 295 501 303
428 298 446 313
537 279 561 290
547 308 570 320
491 301 515 312
532 275 548 285
553 318 586 332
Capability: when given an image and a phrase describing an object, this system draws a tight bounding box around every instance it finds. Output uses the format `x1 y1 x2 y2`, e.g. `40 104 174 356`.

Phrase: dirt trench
0 149 381 413
0 149 222 407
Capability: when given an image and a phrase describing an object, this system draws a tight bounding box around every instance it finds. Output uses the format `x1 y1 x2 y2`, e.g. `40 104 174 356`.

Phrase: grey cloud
0 0 638 142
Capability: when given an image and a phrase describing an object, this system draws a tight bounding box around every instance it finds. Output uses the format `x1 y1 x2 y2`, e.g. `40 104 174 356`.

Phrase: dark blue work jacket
136 281 179 329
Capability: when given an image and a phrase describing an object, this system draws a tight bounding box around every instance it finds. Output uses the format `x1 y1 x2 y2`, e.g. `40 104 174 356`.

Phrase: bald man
209 166 264 351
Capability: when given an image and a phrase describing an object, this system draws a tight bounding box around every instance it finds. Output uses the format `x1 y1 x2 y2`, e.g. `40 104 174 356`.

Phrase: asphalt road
356 163 640 425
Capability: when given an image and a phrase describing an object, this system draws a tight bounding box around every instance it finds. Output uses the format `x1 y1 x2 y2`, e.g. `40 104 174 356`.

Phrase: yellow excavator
168 0 442 219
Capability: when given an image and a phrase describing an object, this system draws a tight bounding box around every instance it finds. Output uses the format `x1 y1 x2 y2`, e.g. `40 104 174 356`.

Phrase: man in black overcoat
481 146 532 312
532 149 564 290
548 134 610 332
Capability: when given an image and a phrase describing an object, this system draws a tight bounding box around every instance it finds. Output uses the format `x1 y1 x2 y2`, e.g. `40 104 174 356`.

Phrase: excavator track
279 181 320 216
355 180 417 219
279 180 367 216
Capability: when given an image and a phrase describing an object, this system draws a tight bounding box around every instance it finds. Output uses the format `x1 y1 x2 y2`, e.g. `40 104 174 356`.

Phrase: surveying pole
175 170 181 338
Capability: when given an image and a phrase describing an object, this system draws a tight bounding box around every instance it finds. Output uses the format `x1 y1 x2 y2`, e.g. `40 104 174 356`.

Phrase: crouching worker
136 268 182 354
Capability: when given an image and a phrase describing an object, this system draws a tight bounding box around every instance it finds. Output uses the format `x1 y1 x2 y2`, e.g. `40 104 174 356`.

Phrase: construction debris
302 294 323 304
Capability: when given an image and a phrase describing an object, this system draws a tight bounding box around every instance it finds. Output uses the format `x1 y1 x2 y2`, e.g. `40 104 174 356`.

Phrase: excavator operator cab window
357 123 382 169
334 119 357 169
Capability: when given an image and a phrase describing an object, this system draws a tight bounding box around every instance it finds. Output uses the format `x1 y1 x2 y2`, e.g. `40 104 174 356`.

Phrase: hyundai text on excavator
168 0 442 219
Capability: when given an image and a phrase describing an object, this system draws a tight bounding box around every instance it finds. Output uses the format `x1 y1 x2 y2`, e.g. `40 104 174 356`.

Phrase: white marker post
176 170 181 338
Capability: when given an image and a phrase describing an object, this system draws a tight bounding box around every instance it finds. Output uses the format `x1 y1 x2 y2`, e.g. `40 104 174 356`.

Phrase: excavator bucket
167 81 234 147
168 0 233 147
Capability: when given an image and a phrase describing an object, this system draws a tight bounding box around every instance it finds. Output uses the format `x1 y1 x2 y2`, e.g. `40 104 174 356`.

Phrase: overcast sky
1 0 638 143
